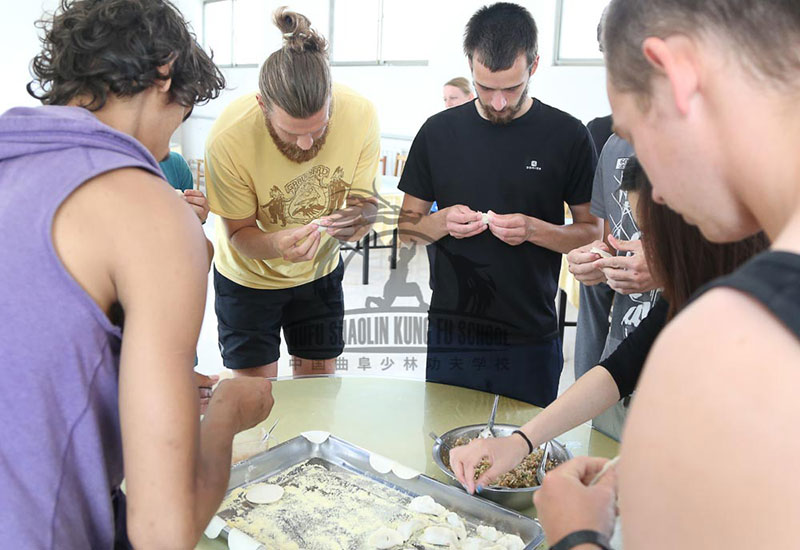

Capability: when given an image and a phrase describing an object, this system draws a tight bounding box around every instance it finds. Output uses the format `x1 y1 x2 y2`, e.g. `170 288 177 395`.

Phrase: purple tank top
0 106 163 548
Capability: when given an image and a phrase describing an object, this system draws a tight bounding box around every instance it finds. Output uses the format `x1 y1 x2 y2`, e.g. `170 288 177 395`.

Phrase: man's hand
275 224 322 262
567 240 610 285
194 372 219 415
487 211 533 246
181 189 210 223
207 377 274 434
593 234 658 294
318 196 378 241
444 205 487 239
449 434 530 494
534 456 618 545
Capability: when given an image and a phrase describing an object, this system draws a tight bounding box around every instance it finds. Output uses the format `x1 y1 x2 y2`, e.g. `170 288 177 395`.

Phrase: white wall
0 0 61 112
178 0 610 160
1 0 610 159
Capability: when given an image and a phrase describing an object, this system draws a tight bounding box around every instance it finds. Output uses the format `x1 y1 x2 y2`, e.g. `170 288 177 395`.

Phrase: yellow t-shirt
205 84 380 289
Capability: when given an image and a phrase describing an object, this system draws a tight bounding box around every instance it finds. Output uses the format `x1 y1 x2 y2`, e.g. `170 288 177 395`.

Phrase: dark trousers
425 323 563 407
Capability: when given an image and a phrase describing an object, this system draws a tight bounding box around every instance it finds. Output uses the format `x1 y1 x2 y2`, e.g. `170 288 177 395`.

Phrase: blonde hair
259 7 331 118
444 77 472 96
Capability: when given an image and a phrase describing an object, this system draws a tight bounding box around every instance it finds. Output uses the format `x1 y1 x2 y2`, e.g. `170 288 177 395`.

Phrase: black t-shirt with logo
399 99 596 344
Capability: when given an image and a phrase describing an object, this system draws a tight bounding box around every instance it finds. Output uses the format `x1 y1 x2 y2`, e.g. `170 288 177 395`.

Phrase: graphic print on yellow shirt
261 165 349 227
205 84 380 290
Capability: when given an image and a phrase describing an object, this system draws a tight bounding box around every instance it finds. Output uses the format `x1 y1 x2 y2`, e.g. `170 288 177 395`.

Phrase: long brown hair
258 7 331 118
621 157 769 319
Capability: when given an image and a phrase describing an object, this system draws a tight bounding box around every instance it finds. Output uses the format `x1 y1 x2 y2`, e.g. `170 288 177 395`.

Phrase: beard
478 82 530 125
264 111 330 164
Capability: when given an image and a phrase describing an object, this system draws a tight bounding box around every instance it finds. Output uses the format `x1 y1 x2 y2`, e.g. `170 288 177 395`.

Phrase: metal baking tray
208 433 544 549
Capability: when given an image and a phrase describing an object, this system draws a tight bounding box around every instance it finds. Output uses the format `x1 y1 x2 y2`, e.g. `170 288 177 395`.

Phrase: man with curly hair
0 1 273 548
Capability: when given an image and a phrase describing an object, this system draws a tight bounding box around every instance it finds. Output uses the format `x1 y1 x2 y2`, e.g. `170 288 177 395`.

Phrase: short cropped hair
463 2 538 71
604 0 800 97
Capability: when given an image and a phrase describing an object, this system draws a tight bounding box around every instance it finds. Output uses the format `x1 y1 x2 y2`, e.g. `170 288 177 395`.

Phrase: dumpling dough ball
244 483 284 505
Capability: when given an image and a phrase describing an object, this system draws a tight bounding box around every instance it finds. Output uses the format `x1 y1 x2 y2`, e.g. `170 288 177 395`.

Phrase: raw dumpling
445 512 467 541
408 495 446 517
590 246 613 258
496 533 525 550
476 525 499 542
310 219 328 233
397 518 427 542
367 527 404 549
244 483 284 505
421 526 459 547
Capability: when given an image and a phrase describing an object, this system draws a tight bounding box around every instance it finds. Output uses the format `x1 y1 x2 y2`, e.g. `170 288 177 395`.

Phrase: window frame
202 0 428 69
329 0 428 67
553 0 606 67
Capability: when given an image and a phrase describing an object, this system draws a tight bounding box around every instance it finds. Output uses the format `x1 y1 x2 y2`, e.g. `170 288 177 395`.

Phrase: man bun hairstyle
463 2 538 71
259 6 331 118
603 0 800 98
28 0 225 111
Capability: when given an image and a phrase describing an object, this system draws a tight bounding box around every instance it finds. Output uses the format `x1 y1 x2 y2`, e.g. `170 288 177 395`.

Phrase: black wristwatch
549 529 613 550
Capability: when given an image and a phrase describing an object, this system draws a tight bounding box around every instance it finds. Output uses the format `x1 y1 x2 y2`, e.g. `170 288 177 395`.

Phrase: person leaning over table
449 157 768 494
205 7 380 380
567 134 660 441
0 1 274 548
398 2 601 408
535 0 800 548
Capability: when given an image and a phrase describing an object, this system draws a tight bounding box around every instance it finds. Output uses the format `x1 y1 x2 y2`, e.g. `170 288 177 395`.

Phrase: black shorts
214 259 345 369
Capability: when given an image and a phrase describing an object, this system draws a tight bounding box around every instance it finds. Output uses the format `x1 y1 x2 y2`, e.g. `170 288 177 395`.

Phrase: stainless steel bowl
431 424 572 511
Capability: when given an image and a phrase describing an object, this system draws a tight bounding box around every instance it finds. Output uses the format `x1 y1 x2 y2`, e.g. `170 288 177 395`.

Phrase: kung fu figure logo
260 165 349 226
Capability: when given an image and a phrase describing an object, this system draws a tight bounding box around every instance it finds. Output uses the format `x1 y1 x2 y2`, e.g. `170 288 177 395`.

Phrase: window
554 0 611 66
203 0 426 67
330 0 428 65
203 0 330 67
203 1 233 66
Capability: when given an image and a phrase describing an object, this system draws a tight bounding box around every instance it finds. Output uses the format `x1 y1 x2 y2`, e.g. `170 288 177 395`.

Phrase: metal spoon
536 440 551 485
260 418 280 444
478 394 500 439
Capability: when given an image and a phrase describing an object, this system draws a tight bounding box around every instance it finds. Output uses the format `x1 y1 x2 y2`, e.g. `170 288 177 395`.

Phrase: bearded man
398 2 601 406
205 7 379 378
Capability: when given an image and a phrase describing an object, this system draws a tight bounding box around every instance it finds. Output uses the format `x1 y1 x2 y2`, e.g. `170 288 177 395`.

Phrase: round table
196 376 619 549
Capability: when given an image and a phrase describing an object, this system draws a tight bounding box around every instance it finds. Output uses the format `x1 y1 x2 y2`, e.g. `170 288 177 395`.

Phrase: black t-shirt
399 99 596 343
587 114 613 153
599 297 668 398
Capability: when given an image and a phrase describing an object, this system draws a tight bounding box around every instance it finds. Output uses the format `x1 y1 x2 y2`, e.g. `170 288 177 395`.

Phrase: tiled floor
196 215 578 395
